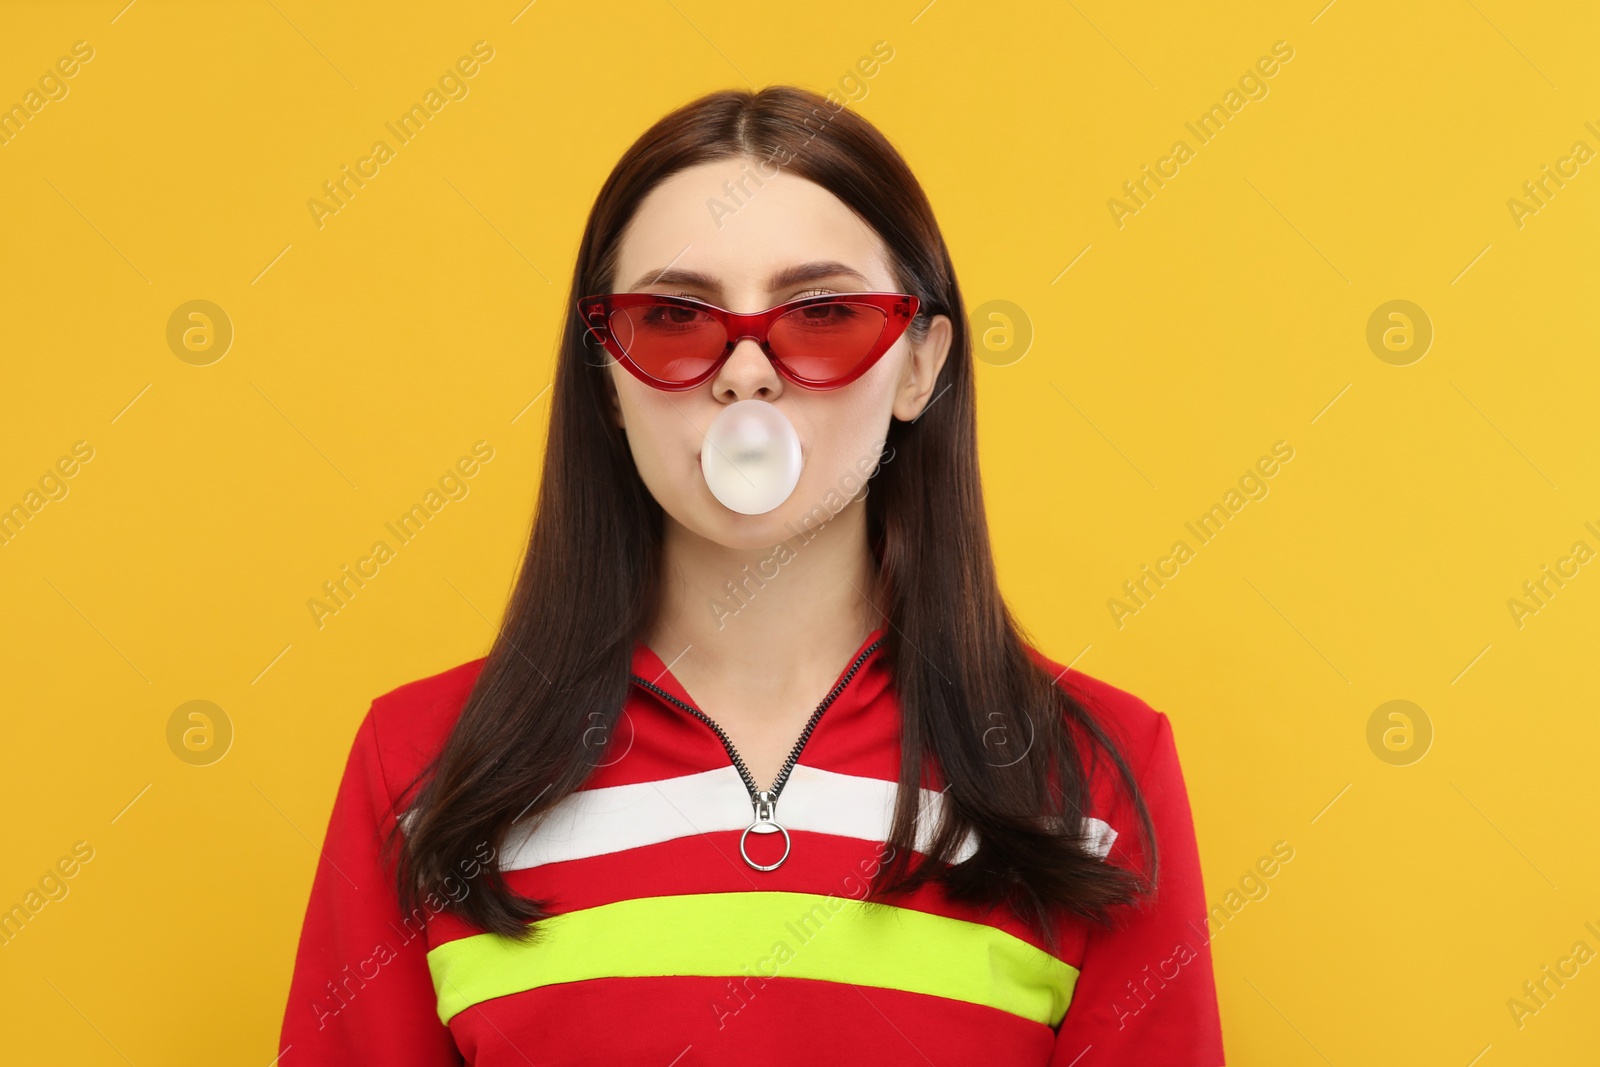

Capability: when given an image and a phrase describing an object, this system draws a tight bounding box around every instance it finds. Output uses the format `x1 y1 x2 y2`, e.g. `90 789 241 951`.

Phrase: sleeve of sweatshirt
276 702 463 1066
1050 711 1225 1066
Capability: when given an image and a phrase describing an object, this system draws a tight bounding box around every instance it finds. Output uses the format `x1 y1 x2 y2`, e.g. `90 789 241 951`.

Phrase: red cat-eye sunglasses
576 291 920 391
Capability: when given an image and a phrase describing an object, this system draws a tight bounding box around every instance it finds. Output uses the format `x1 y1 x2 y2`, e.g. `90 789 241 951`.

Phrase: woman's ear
892 314 954 422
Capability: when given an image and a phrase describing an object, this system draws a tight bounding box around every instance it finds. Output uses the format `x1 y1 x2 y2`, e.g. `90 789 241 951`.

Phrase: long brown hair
388 85 1157 956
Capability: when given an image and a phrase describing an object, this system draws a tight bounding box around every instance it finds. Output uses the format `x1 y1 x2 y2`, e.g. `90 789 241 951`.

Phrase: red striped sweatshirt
276 628 1224 1065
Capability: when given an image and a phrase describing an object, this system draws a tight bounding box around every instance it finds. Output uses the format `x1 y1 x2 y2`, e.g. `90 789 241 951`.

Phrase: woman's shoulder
360 655 489 793
1022 642 1192 874
1022 641 1171 763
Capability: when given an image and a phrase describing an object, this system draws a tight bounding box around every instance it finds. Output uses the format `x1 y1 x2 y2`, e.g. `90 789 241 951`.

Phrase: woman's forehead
615 161 894 295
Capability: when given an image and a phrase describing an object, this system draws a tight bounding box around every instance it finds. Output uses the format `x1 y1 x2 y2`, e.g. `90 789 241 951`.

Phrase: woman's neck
645 500 883 699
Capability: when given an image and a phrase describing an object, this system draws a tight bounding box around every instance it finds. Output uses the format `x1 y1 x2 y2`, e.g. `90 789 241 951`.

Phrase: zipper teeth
630 636 884 804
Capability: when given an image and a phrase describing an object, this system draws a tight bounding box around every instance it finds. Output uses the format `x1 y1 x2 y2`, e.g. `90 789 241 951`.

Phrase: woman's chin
681 493 816 551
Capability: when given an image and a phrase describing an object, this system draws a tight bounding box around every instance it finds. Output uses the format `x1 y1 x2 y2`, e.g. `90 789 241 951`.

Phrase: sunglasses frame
576 290 921 391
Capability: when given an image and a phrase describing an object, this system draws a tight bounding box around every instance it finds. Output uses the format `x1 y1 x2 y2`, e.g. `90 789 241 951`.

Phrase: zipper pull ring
739 789 791 871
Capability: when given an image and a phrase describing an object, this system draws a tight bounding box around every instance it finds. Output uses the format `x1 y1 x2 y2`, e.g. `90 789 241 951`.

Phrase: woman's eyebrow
628 261 871 293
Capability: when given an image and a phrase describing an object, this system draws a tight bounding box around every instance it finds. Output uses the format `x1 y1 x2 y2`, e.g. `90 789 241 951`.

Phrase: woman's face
603 157 952 551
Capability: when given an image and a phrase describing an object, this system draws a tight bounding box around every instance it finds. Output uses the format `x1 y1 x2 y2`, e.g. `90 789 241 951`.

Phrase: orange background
1 1 1596 1063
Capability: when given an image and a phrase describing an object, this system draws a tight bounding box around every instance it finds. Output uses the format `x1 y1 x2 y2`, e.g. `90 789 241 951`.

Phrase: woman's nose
713 336 783 401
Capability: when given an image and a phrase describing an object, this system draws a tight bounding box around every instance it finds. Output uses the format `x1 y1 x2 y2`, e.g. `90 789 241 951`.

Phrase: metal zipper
629 635 883 871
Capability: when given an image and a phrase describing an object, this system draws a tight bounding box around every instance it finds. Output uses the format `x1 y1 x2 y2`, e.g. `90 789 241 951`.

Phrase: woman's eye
791 288 833 300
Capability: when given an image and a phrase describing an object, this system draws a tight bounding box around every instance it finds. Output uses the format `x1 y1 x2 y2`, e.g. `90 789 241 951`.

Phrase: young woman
278 86 1223 1066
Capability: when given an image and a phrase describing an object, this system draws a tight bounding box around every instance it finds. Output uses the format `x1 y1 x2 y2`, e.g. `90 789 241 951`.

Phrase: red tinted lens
609 300 726 383
769 300 889 382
